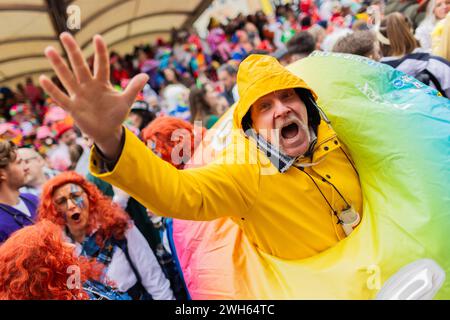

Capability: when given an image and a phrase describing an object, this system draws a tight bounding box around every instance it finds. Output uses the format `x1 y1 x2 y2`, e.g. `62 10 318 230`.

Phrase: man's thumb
123 73 149 105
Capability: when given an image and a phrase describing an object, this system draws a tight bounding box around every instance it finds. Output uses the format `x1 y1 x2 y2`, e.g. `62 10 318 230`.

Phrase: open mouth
281 122 299 139
70 213 81 222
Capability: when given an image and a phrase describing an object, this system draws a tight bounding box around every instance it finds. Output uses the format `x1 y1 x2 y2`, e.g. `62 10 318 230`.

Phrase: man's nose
273 99 290 118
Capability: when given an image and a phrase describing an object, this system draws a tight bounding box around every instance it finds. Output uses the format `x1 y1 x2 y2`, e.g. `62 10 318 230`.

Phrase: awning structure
0 0 213 88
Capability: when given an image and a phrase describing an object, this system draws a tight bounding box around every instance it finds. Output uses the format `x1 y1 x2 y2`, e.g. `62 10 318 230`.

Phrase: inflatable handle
376 259 446 300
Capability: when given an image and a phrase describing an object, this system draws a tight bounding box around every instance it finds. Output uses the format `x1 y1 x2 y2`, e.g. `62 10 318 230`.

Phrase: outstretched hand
40 32 149 160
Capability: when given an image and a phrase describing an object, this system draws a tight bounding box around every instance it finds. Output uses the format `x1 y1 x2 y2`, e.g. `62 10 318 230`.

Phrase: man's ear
0 168 6 182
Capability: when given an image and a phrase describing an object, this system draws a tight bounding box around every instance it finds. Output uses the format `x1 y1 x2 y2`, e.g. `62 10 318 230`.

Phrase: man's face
0 153 27 190
251 88 310 157
218 70 236 92
52 183 90 236
60 129 77 146
17 148 44 186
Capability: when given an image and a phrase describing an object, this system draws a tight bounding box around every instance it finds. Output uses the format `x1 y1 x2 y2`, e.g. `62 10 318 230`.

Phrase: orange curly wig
38 171 130 246
0 220 103 300
141 116 205 169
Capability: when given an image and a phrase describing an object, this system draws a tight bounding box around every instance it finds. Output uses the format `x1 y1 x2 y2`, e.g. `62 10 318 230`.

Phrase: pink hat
36 126 53 140
43 107 69 126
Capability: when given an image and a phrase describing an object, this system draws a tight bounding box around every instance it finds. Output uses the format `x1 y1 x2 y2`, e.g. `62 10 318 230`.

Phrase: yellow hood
233 54 318 129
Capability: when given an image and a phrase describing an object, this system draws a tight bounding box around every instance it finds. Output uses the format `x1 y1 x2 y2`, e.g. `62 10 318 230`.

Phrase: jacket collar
311 120 341 163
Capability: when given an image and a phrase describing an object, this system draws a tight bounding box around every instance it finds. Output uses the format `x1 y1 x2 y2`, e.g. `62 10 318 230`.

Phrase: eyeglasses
53 190 86 211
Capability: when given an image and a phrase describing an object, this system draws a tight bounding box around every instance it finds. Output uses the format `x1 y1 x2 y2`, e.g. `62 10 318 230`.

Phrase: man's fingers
60 32 92 83
39 75 72 110
93 35 110 82
123 73 149 105
44 46 77 95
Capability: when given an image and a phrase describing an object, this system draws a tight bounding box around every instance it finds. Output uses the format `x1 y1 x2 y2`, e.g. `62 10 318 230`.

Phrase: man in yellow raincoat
40 33 362 260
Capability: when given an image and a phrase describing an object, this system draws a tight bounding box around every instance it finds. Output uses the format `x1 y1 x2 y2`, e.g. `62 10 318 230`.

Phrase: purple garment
0 193 38 243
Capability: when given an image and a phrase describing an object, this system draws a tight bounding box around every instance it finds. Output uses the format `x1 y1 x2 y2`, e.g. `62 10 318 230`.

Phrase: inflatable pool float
171 52 450 299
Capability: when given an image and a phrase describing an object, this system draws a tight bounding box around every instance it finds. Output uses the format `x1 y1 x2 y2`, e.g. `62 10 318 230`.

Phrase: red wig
38 171 129 246
0 220 103 300
141 116 205 169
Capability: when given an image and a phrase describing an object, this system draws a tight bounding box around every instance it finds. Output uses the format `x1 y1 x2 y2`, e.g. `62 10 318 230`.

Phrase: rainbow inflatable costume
171 52 450 299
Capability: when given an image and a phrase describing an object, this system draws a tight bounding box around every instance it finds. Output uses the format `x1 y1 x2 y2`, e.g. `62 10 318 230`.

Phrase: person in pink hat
48 123 78 171
34 125 57 160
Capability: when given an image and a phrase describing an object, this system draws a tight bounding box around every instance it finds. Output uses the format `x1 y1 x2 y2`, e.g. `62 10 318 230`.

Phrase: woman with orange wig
0 220 102 300
141 116 204 169
38 171 174 300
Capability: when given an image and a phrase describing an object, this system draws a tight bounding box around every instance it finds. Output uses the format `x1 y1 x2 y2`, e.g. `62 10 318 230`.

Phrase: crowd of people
0 0 449 300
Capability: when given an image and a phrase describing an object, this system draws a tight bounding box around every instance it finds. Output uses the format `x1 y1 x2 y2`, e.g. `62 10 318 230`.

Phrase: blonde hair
379 12 419 57
432 12 450 60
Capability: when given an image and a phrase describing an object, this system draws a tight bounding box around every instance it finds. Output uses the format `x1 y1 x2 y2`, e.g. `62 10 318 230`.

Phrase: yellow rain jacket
90 55 362 260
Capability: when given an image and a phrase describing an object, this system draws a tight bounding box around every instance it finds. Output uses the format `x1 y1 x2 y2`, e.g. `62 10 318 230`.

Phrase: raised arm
90 127 259 221
40 32 148 160
42 34 258 221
